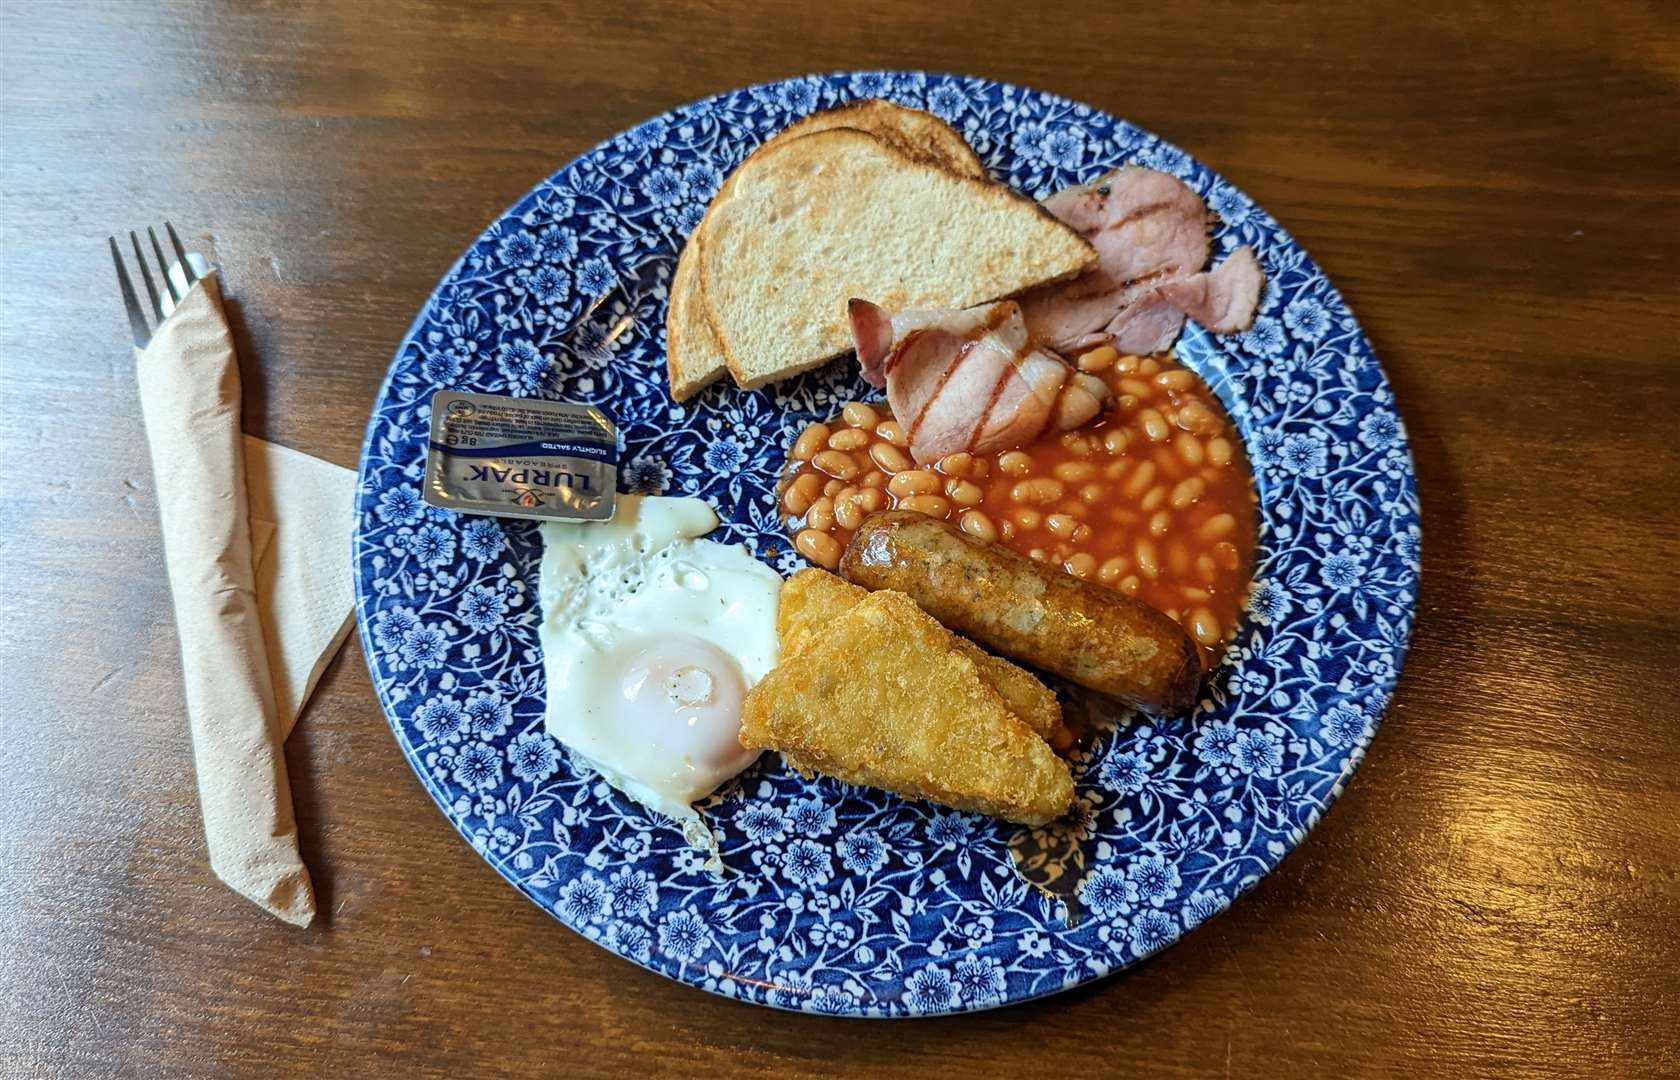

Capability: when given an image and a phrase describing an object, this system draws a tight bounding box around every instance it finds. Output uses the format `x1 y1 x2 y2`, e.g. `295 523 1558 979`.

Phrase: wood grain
2 1 1677 1077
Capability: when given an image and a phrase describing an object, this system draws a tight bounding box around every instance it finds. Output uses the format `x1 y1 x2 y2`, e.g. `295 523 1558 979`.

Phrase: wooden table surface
3 1 1677 1076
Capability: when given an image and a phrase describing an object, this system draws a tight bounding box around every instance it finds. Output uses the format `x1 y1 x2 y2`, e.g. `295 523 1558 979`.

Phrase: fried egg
537 495 780 859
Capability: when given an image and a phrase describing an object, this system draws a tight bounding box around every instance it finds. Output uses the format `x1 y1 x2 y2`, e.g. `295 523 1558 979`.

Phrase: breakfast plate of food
354 72 1419 1016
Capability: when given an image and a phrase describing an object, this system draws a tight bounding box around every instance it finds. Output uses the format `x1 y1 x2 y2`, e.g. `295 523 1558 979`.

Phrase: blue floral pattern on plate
353 71 1419 1016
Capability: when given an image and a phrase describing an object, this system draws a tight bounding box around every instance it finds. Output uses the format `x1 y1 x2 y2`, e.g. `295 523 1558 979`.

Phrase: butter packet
422 391 617 522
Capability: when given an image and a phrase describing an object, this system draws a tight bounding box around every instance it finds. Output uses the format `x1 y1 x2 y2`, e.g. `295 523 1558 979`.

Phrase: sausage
838 511 1202 711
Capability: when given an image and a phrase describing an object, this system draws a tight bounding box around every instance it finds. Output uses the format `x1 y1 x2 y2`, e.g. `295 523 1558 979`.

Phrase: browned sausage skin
838 511 1203 712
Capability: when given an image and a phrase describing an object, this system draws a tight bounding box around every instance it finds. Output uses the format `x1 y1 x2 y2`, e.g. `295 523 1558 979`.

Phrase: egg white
537 495 781 860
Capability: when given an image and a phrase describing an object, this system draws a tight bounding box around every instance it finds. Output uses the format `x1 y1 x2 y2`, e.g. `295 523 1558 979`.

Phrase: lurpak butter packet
423 391 617 522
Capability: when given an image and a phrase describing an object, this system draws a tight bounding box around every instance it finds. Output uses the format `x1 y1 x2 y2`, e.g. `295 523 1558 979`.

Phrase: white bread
665 99 988 401
666 244 723 401
697 127 1095 390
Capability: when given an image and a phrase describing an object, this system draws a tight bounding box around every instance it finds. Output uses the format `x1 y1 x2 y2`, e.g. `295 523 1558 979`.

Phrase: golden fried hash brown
777 568 1066 745
743 589 1073 826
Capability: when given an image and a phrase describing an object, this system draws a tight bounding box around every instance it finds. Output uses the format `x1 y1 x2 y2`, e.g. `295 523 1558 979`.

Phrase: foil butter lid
423 391 617 522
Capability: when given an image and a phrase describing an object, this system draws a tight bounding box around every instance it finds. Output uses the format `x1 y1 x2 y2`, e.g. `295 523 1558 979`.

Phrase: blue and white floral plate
353 72 1419 1017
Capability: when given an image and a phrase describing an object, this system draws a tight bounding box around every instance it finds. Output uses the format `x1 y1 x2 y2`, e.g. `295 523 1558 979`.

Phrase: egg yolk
615 635 755 777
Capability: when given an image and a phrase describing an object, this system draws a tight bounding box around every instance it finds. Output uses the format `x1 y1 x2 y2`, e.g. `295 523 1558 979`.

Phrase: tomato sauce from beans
778 348 1258 665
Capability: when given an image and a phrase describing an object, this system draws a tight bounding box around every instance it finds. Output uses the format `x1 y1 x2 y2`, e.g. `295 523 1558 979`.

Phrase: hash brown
741 589 1073 826
777 568 1066 745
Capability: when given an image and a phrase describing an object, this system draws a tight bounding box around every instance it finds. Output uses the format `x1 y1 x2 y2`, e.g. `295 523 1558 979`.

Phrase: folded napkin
244 436 357 738
134 271 355 927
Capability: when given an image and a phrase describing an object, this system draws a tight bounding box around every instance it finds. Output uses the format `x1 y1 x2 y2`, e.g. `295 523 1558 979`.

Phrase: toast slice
698 127 1095 391
666 99 987 401
741 589 1074 826
777 568 1066 744
666 244 725 401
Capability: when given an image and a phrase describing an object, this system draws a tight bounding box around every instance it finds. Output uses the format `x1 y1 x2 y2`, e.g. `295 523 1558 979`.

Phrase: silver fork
108 222 200 347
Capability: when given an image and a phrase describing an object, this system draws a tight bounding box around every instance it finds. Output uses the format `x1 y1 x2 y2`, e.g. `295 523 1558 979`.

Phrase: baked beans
1077 345 1119 372
959 508 998 542
996 451 1032 477
834 494 864 531
779 472 817 515
887 469 940 498
791 422 829 461
806 497 835 533
794 528 842 569
946 478 984 506
827 427 870 452
778 360 1258 663
811 449 859 480
869 442 911 473
899 494 951 518
841 401 879 429
1011 477 1065 505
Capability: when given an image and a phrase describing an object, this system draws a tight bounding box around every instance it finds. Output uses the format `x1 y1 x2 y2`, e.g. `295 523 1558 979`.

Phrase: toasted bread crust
795 99 988 180
666 242 728 401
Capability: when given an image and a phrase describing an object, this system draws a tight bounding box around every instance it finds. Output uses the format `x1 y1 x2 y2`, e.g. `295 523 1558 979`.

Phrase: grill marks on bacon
1019 167 1265 356
849 299 1110 465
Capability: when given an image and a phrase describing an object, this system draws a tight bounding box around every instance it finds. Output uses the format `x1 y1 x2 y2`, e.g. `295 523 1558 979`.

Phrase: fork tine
130 231 166 323
165 222 198 286
109 237 152 347
149 227 181 303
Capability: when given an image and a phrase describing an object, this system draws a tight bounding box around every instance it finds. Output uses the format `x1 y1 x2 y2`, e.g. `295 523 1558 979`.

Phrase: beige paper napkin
135 272 354 927
244 436 356 739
